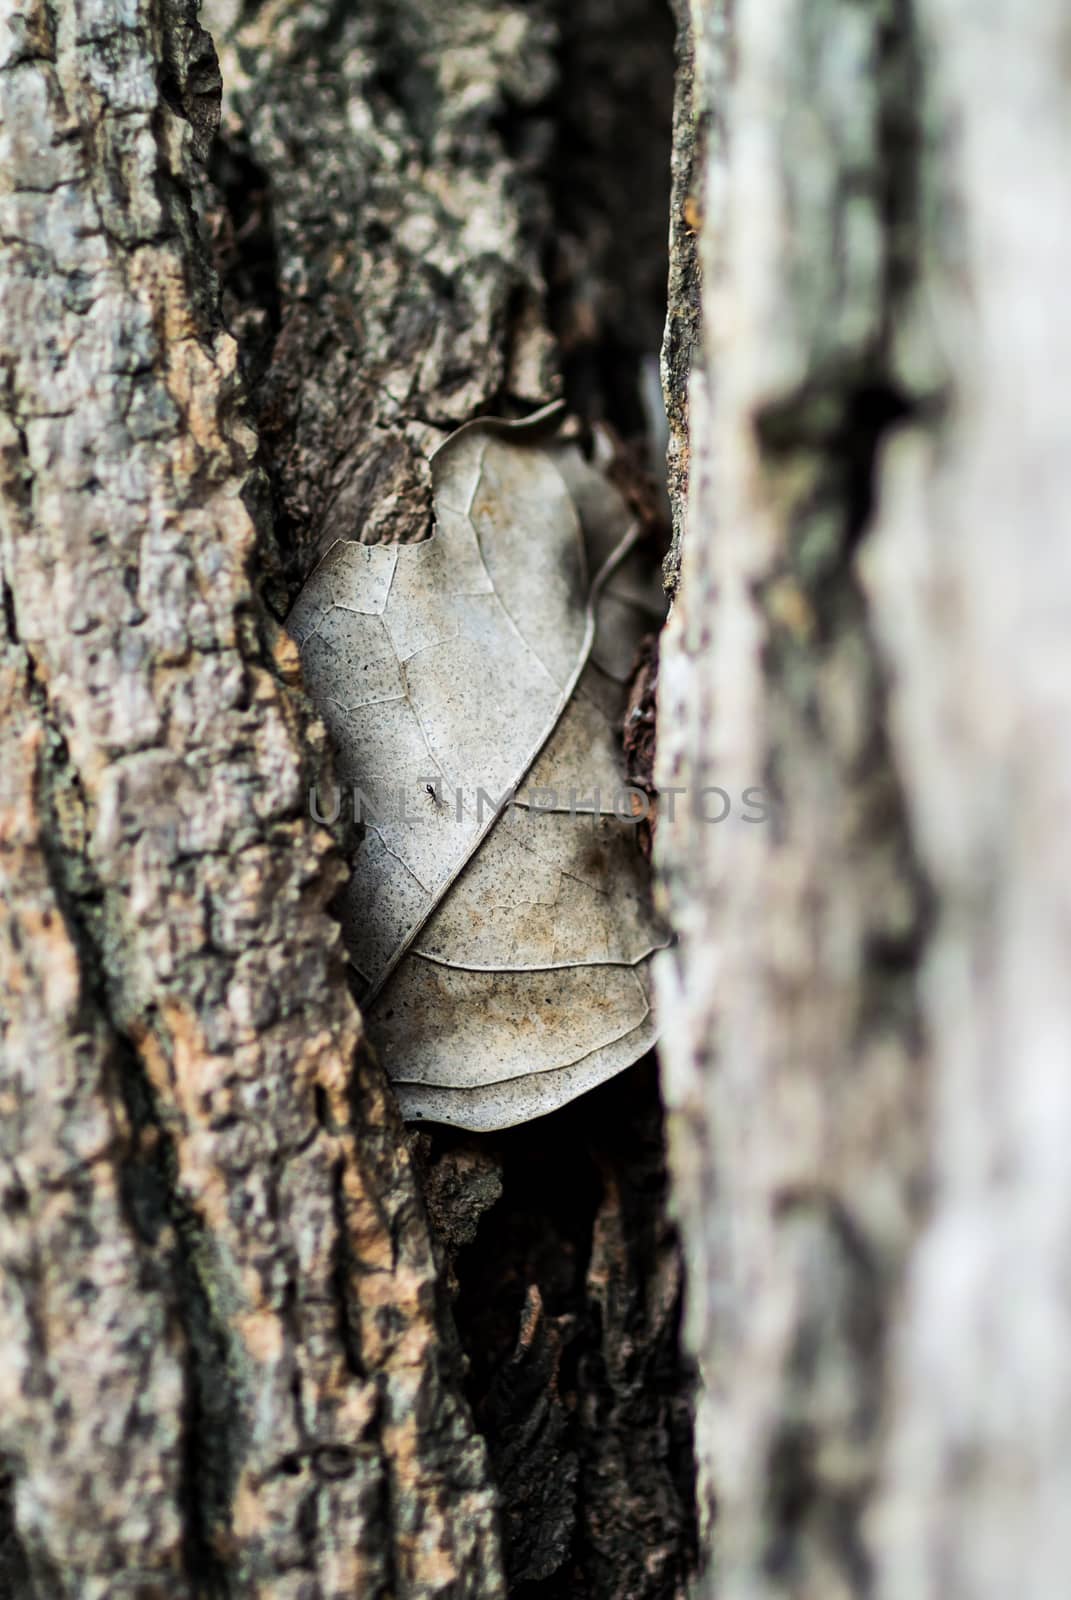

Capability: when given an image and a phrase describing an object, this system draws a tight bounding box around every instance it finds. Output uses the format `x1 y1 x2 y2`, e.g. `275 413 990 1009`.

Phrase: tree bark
0 0 691 1596
14 0 1063 1594
659 2 1071 1597
0 0 501 1593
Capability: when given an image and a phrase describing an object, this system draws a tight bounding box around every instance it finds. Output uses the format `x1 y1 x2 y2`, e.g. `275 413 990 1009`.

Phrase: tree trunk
0 0 692 1596
659 2 1071 1597
5 0 1063 1594
0 0 503 1593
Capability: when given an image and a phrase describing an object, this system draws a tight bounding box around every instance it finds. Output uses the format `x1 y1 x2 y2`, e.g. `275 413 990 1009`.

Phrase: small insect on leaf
288 404 668 1130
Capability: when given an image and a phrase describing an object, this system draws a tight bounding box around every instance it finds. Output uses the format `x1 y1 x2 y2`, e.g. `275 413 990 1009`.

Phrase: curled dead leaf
288 405 667 1129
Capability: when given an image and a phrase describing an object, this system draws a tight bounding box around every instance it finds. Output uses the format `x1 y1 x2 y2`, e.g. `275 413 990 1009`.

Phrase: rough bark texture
0 0 692 1595
203 1 694 1593
0 0 500 1593
658 1 1071 1597
203 0 562 586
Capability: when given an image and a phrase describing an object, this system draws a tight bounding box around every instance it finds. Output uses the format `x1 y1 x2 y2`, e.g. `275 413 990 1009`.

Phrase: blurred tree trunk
658 2 1071 1598
0 0 691 1597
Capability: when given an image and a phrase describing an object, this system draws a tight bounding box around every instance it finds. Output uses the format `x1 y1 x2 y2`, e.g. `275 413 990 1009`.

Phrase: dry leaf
288 405 667 1129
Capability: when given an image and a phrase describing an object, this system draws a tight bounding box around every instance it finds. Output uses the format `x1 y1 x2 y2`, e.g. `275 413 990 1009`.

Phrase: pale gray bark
658 2 1071 1598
